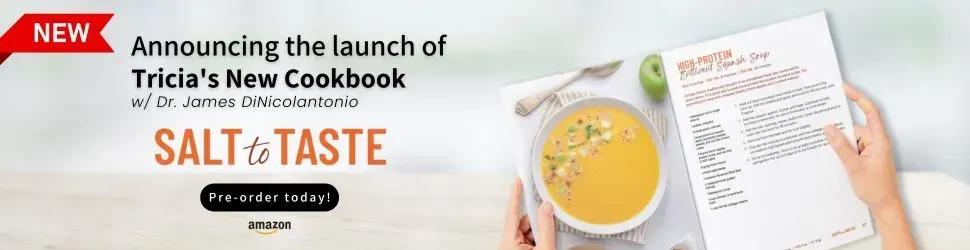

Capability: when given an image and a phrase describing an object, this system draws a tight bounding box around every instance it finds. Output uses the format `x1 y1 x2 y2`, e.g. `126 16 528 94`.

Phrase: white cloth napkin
530 91 668 244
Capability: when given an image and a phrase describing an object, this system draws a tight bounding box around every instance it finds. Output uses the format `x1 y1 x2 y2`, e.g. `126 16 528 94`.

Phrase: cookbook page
660 12 873 249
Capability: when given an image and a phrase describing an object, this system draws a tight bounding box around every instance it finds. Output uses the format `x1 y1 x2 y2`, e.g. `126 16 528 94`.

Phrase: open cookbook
499 12 873 250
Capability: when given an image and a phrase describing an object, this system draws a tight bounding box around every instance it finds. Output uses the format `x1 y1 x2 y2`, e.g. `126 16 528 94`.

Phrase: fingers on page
536 202 556 248
853 125 869 141
853 125 872 150
824 125 864 173
843 84 887 135
519 215 532 232
504 178 525 238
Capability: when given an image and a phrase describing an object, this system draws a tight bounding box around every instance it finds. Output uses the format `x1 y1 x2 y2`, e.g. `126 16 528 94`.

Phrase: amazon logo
249 220 292 235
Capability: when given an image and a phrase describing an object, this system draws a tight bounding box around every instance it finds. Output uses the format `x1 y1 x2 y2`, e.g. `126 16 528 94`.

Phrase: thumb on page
536 202 557 249
824 125 863 173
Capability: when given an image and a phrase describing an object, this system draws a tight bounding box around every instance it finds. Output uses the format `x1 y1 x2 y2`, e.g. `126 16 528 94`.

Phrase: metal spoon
515 61 623 116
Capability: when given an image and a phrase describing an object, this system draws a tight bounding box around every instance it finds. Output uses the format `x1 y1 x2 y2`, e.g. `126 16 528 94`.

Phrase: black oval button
200 183 339 212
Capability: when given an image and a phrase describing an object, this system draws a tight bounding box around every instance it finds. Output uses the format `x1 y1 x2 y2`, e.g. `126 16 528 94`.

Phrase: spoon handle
515 70 587 116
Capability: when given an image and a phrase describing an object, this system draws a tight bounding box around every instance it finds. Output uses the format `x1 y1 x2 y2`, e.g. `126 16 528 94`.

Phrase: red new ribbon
0 13 114 65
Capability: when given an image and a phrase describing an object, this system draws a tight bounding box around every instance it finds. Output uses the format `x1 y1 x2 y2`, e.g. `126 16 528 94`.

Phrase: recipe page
660 13 873 249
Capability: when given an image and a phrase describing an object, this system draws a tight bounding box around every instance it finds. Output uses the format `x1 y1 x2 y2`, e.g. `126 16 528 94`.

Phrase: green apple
639 54 667 102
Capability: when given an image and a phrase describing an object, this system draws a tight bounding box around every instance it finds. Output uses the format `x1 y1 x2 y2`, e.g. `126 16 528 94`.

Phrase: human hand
499 178 557 250
823 84 902 215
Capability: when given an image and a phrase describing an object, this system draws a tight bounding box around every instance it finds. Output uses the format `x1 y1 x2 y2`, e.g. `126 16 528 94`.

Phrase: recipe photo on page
499 38 706 250
661 12 873 249
499 11 872 250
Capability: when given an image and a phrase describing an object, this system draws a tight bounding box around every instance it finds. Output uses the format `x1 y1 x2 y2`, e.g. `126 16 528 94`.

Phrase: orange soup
540 106 660 225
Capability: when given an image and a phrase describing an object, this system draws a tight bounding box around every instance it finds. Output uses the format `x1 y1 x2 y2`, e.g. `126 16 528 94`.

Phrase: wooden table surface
0 172 966 250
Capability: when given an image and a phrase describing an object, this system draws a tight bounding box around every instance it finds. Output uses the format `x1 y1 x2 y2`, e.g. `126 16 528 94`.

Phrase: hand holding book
824 84 916 250
499 179 557 250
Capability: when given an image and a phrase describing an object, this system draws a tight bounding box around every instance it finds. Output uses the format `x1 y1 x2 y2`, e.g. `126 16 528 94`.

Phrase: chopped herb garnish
543 109 633 201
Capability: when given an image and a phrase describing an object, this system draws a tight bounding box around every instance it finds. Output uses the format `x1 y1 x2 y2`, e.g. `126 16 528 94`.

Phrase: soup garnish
540 106 660 225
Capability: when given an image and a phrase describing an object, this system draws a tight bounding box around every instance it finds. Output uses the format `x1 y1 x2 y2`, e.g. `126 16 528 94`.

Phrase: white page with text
660 12 874 249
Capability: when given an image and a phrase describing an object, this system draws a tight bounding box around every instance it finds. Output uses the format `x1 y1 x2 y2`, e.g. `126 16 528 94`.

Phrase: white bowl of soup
531 96 667 235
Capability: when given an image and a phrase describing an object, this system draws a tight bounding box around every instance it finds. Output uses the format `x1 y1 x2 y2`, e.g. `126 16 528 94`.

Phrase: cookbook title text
130 34 449 89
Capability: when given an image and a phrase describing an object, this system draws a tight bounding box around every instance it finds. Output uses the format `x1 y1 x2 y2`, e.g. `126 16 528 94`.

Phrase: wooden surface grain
0 172 966 250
